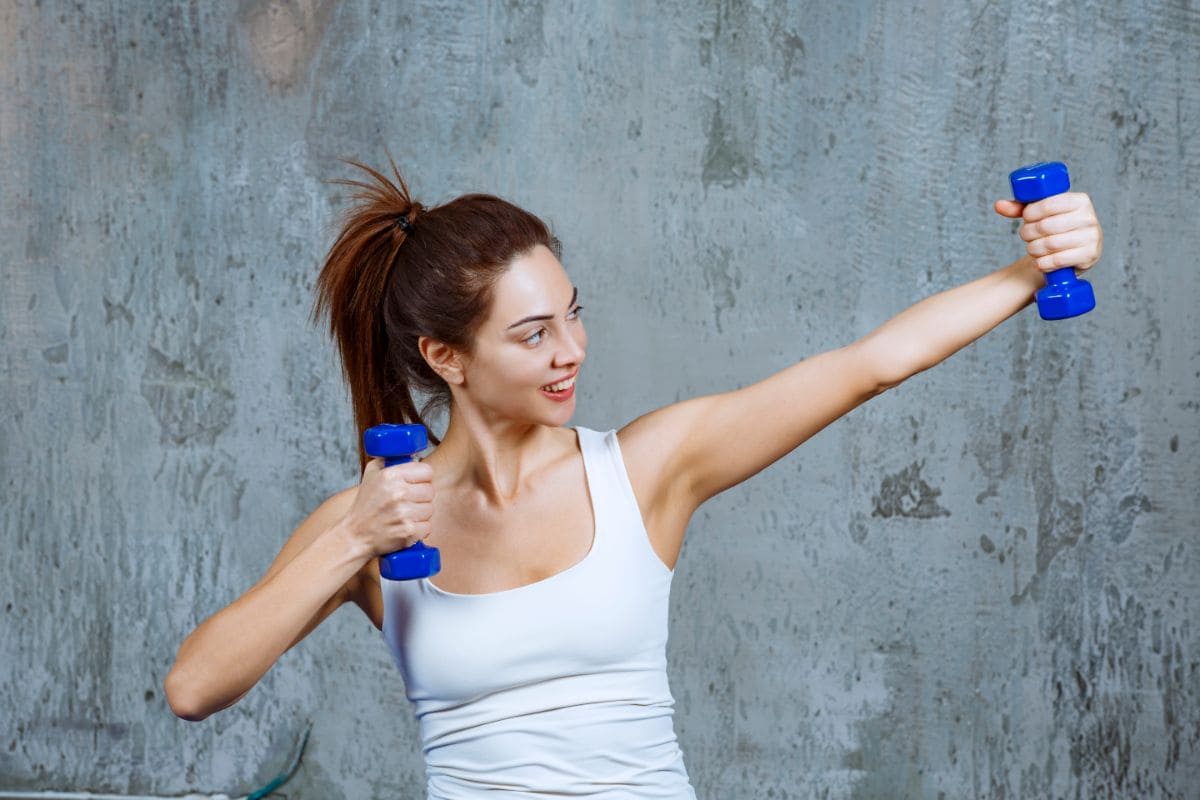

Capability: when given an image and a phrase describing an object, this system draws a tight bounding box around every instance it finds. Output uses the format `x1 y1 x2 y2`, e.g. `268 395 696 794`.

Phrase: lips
540 382 575 402
544 371 580 393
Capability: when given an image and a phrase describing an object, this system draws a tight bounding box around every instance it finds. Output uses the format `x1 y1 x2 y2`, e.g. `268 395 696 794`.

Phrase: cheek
465 345 521 389
488 348 544 390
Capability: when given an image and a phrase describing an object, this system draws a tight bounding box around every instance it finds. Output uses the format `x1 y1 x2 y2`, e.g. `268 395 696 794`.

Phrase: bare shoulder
617 396 710 505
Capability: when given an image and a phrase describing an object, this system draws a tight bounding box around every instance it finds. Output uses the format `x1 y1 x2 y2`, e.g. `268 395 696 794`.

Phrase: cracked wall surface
2 1 1197 797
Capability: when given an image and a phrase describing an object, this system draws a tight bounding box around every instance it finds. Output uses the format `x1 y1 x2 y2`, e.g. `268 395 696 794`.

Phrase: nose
553 324 586 368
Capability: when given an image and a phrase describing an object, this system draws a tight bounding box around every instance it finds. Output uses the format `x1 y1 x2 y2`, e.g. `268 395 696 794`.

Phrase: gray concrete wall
2 1 1197 797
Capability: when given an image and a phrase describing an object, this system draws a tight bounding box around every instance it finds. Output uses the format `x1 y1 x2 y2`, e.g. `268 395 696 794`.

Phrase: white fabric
381 426 697 799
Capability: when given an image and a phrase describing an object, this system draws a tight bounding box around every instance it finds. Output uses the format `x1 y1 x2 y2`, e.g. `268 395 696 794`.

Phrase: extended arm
623 255 1044 509
619 190 1101 568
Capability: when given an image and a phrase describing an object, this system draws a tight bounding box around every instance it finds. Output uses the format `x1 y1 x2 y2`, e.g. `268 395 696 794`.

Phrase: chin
539 398 577 427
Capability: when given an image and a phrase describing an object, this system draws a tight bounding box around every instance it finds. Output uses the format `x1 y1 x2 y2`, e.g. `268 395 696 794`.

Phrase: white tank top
380 426 697 799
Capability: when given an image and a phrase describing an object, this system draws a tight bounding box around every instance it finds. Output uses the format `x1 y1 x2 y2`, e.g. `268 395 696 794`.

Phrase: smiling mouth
540 373 577 393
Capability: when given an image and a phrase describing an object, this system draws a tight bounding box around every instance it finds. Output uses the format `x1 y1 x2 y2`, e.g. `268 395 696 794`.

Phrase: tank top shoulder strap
574 426 672 576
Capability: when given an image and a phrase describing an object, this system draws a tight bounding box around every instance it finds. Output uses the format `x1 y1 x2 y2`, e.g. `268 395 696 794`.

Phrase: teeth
542 375 576 392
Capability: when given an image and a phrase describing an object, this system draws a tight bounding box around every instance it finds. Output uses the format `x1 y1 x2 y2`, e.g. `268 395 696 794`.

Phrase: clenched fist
342 457 435 558
995 192 1103 273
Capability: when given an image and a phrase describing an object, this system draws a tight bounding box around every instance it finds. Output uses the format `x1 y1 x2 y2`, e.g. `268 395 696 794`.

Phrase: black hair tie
394 213 413 233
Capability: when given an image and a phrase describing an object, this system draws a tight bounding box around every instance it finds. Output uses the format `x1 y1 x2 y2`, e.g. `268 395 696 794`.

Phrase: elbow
875 369 911 394
856 337 920 394
163 670 212 722
875 367 924 395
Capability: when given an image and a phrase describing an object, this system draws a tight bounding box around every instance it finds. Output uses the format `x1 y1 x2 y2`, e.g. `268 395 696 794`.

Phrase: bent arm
163 490 365 721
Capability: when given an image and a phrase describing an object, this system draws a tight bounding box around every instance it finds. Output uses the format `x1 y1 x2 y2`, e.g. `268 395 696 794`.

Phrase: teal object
363 423 441 581
1009 161 1096 320
246 723 311 800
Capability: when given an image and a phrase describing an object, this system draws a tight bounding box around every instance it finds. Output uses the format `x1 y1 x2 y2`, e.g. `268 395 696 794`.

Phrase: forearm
165 521 367 720
862 255 1044 387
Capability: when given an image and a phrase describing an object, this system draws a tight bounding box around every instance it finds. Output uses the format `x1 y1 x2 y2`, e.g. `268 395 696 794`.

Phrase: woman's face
457 244 587 426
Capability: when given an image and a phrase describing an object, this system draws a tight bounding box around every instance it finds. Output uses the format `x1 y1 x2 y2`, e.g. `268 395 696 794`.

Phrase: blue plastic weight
363 423 441 581
1009 161 1096 320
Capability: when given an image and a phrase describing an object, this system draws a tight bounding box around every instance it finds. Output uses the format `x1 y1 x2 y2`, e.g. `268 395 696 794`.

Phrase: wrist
328 517 372 567
1014 254 1044 281
1008 256 1044 303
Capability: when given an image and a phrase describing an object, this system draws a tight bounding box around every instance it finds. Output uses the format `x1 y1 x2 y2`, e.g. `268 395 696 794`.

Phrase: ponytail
311 154 561 469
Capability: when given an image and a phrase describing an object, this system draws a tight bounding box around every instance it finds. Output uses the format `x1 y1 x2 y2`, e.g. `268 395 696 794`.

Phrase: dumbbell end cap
364 423 429 459
1036 276 1096 320
1010 161 1070 203
380 542 442 581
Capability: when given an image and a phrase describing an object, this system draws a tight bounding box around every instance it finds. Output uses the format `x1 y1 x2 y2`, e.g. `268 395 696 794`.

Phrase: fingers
994 199 1025 218
409 501 435 523
1024 228 1092 257
364 458 433 486
1008 191 1102 272
1018 207 1092 241
401 481 435 503
383 460 434 483
394 503 435 546
346 456 438 555
1032 246 1098 272
1019 191 1091 223
373 461 435 502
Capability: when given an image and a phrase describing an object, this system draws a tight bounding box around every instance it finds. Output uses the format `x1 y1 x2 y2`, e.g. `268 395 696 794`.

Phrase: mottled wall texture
1 0 1197 798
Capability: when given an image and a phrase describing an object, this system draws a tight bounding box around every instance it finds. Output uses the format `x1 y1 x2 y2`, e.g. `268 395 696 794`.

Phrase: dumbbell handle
363 424 441 581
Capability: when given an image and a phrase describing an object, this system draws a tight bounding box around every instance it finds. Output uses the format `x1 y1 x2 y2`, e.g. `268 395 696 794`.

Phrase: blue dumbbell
1009 161 1096 320
363 424 441 581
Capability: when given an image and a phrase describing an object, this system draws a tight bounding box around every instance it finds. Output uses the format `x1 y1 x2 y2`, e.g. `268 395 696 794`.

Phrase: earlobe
419 336 466 385
443 357 466 386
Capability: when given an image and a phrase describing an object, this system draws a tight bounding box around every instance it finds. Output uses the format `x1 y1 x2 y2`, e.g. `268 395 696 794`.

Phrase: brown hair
312 155 561 467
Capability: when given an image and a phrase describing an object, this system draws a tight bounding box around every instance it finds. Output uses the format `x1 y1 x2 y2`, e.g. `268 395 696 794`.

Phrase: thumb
994 198 1025 219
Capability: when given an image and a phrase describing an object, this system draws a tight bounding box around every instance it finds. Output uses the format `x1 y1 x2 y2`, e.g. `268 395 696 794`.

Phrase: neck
426 401 562 507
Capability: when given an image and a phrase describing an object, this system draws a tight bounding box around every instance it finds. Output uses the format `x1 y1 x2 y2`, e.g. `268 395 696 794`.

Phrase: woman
164 158 1103 797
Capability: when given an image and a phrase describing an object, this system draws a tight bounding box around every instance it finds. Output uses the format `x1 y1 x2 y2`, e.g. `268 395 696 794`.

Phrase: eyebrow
507 287 578 330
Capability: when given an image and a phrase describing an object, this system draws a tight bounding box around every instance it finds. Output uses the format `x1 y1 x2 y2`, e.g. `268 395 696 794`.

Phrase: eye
523 307 582 346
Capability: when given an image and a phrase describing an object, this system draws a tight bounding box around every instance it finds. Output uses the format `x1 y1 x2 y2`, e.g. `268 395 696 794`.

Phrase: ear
419 336 466 385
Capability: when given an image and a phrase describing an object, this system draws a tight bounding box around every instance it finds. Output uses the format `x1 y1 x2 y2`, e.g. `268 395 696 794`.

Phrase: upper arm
621 339 887 510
